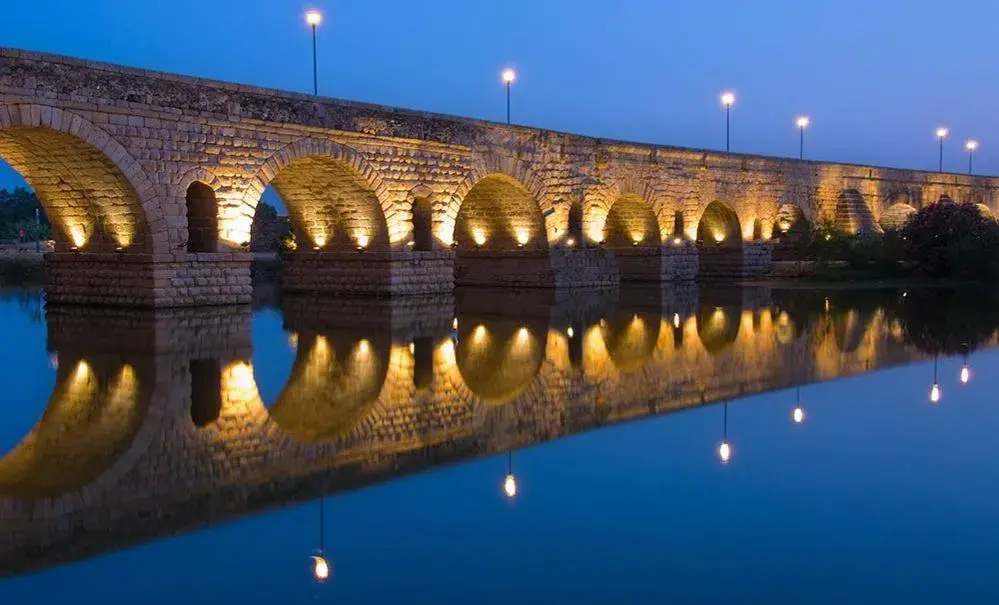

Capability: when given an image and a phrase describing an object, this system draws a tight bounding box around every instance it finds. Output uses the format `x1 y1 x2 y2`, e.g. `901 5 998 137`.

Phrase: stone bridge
0 285 982 576
2 48 998 306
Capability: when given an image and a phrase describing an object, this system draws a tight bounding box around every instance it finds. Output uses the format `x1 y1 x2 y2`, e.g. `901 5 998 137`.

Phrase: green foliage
0 188 50 242
885 288 999 355
900 201 999 279
254 200 279 222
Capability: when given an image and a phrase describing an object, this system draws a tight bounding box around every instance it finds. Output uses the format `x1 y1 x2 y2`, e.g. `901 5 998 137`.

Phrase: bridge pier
45 252 253 308
282 250 454 296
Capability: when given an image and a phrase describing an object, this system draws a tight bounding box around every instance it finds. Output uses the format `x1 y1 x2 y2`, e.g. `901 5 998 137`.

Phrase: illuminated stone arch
880 202 917 231
236 138 391 250
0 356 151 501
268 332 391 442
0 103 157 252
455 317 548 406
603 194 662 248
834 189 878 234
696 201 743 279
976 203 995 220
774 203 809 238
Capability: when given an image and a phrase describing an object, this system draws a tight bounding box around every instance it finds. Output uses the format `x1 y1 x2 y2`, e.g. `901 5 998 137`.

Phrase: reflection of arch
835 189 877 234
0 104 155 252
833 310 876 354
601 311 661 372
880 202 917 231
0 357 148 499
239 138 390 250
455 319 546 405
186 182 219 252
190 359 222 427
696 306 741 354
696 201 743 279
269 332 390 441
454 173 553 286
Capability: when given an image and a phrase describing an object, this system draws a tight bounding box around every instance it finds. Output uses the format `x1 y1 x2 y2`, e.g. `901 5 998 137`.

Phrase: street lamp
936 127 949 172
721 91 736 152
966 139 979 175
305 10 322 96
501 68 516 124
795 116 810 160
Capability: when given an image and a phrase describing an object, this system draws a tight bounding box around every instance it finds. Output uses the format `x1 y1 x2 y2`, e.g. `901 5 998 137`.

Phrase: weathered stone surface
3 47 999 306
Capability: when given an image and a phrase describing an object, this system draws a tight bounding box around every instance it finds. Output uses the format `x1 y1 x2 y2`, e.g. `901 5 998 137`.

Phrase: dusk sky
2 0 999 189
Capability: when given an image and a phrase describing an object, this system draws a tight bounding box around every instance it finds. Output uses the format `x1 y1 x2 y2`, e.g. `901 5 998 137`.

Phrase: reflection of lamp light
311 485 330 583
791 385 805 424
312 555 330 582
930 358 941 403
960 352 971 385
503 451 517 499
717 402 732 464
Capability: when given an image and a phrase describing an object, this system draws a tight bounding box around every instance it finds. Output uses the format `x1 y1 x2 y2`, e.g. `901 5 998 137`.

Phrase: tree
901 200 999 279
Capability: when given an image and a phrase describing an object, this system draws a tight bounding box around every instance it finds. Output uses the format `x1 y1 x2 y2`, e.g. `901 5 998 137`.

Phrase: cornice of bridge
2 46 998 187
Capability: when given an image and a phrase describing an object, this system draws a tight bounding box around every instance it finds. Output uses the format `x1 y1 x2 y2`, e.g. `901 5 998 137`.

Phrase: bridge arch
237 138 391 251
880 201 917 231
0 104 157 253
452 172 553 286
834 189 878 235
602 193 663 281
696 201 743 279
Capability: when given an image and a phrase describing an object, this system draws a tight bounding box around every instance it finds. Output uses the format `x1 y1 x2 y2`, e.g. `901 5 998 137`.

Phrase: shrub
901 200 999 279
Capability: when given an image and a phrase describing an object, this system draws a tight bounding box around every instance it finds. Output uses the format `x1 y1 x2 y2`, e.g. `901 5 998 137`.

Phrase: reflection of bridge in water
0 285 990 576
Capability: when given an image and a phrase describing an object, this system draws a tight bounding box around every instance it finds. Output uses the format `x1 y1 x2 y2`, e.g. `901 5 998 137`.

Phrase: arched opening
0 123 150 252
751 218 763 240
412 197 433 251
771 203 809 260
567 199 583 245
454 174 552 286
455 318 547 405
672 210 685 241
186 182 219 253
269 331 391 441
835 189 877 235
249 191 291 253
189 359 222 428
696 201 743 280
0 357 148 499
267 155 389 252
603 194 662 281
880 203 917 231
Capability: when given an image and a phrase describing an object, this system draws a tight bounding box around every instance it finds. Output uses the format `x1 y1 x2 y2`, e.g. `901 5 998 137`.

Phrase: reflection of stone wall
283 251 454 295
2 287 996 577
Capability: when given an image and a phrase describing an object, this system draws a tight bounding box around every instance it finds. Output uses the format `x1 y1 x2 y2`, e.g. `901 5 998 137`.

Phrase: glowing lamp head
966 139 979 152
930 383 942 404
718 441 732 463
721 91 736 107
796 116 810 129
305 10 322 26
311 555 330 582
936 127 949 139
672 236 683 245
960 365 970 385
503 473 517 498
566 237 575 247
502 68 517 84
792 406 805 424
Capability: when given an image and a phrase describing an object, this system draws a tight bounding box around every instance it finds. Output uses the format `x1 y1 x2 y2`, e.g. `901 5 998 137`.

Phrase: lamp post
796 116 810 160
311 492 330 583
960 348 971 385
936 127 949 172
966 139 979 175
721 91 735 152
305 10 322 95
501 68 516 124
791 385 805 424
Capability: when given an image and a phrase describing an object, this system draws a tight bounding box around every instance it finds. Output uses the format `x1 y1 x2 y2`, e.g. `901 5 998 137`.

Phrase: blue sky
2 0 999 190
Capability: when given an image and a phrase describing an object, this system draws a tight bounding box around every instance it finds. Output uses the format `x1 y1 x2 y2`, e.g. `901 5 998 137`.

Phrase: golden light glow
228 361 255 392
69 224 87 248
936 127 949 139
672 236 683 245
566 237 575 247
453 318 459 330
305 10 322 26
313 231 328 249
355 232 369 250
472 324 489 346
721 91 736 107
960 365 970 385
288 333 299 351
311 555 329 582
516 327 530 343
792 406 805 424
631 232 644 245
713 231 726 243
778 219 791 232
355 338 371 359
930 383 941 403
409 342 416 355
73 359 92 383
503 473 517 498
966 139 979 152
501 68 517 84
718 441 732 463
515 228 530 246
472 227 488 246
796 116 810 129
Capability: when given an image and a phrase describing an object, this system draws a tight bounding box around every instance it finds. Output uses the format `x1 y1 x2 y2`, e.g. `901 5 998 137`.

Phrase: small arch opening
186 182 219 253
412 197 433 251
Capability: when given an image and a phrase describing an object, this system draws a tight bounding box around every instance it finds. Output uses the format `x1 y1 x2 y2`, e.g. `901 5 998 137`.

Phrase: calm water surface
1 284 999 604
